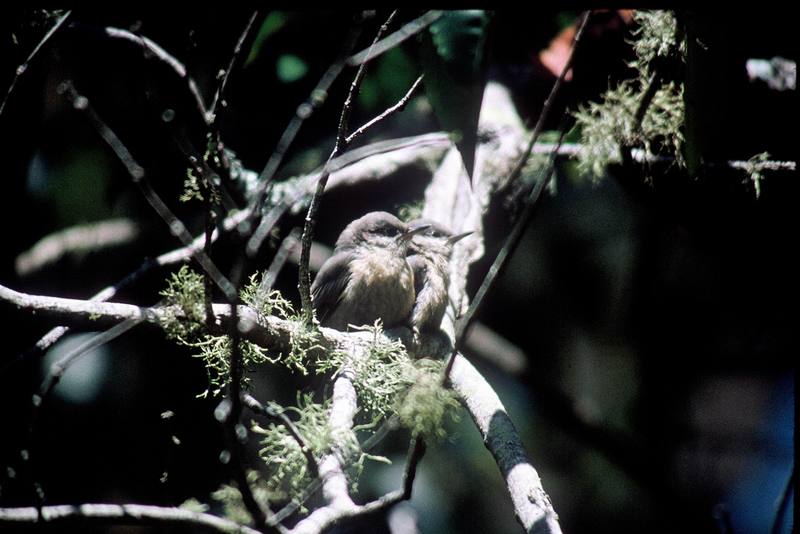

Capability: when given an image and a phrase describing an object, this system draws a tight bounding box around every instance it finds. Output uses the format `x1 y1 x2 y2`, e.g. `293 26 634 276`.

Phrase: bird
406 219 472 334
311 212 429 331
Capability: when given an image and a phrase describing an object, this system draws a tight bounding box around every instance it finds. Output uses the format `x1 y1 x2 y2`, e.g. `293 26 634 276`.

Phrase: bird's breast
343 248 415 326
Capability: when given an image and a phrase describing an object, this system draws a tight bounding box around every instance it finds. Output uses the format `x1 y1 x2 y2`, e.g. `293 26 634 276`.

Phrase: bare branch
208 10 264 126
15 218 140 277
416 80 565 533
454 126 567 347
260 228 302 292
0 10 72 117
449 354 562 534
58 81 236 301
0 503 262 534
252 17 366 203
502 10 592 191
347 10 443 66
14 209 250 366
83 24 210 123
297 11 398 321
345 74 424 145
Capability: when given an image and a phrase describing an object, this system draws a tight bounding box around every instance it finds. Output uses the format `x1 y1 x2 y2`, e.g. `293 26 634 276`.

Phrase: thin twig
399 436 425 498
286 434 426 534
453 125 568 350
347 10 443 66
449 12 592 352
727 159 795 172
445 11 591 350
245 132 450 259
215 243 278 533
259 228 302 293
633 71 660 129
208 10 264 127
270 413 401 525
203 198 217 328
345 74 424 145
26 315 147 508
58 81 235 301
0 10 72 117
14 209 251 369
501 10 591 192
297 10 398 322
249 19 366 223
76 24 210 124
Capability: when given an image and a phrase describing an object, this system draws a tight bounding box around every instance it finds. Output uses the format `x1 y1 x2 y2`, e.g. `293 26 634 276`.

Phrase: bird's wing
311 250 354 324
407 254 428 297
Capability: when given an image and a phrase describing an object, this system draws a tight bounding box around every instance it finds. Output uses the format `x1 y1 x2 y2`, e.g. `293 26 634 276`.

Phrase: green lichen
573 10 686 181
159 265 206 341
210 470 273 526
316 322 459 439
252 394 334 506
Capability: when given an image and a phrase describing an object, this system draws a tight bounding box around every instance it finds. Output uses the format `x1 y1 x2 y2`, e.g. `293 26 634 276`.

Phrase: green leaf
276 54 308 83
419 10 493 182
245 11 289 66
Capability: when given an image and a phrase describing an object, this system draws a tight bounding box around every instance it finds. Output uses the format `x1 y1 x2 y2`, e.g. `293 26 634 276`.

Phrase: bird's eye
373 225 397 237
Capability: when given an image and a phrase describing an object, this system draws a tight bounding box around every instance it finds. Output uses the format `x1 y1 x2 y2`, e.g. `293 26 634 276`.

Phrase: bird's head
407 218 472 257
336 211 429 254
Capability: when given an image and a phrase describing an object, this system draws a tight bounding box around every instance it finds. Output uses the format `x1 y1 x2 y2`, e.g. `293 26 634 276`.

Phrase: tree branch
345 74 424 145
297 10 397 322
449 354 562 534
58 81 236 301
501 10 591 192
74 23 210 124
347 10 443 66
14 218 140 277
0 10 72 117
0 503 262 534
415 79 565 533
208 10 264 127
242 393 321 481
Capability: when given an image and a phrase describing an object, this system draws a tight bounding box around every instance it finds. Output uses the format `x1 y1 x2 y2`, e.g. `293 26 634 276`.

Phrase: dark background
0 8 794 534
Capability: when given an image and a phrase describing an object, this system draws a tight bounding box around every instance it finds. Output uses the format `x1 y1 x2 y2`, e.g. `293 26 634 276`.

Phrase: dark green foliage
419 10 493 181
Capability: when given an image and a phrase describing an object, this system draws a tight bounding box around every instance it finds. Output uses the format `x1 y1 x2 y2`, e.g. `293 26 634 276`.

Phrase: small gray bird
311 212 429 331
406 219 472 334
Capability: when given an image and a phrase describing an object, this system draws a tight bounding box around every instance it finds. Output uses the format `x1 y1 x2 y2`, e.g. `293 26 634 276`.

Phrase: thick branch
449 355 561 534
0 504 261 534
15 218 140 277
0 283 378 367
418 79 564 533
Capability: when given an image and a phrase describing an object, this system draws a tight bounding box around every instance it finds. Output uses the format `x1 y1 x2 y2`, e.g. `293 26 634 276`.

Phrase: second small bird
311 212 429 331
406 220 472 334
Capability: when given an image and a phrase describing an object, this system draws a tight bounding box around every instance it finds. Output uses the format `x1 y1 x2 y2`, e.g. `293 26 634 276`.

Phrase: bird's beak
447 231 473 245
398 223 430 243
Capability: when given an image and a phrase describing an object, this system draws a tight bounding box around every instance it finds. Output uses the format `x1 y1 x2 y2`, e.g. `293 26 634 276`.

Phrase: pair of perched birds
311 211 470 335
